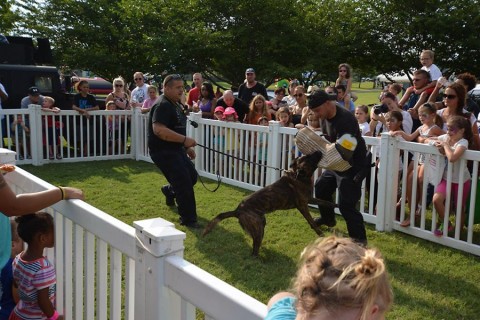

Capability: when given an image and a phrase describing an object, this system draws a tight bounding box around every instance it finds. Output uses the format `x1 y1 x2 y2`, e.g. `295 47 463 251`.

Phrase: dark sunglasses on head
443 94 457 99
164 74 182 86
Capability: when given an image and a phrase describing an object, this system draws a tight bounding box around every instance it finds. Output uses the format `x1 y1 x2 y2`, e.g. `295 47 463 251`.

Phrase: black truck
0 36 110 109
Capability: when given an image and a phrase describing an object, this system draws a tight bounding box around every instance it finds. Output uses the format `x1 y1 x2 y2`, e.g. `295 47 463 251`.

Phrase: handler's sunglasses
164 74 182 86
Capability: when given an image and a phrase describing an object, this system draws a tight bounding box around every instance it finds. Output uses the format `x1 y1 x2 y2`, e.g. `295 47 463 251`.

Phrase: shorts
435 179 471 209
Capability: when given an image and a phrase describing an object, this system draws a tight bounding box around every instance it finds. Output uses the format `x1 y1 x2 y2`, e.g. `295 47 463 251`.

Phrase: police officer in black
307 89 368 245
148 74 200 228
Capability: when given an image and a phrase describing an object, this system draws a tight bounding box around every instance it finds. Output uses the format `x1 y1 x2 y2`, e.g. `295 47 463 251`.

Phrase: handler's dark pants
315 169 367 243
151 148 198 225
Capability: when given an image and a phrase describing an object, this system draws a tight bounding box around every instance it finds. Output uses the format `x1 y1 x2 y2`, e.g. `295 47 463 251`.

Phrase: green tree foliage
8 0 480 84
0 0 21 33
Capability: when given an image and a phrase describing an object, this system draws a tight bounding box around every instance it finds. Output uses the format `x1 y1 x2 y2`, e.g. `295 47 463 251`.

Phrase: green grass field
20 160 480 320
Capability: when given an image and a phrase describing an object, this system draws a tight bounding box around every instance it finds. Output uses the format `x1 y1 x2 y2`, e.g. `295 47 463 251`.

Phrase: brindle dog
202 151 335 256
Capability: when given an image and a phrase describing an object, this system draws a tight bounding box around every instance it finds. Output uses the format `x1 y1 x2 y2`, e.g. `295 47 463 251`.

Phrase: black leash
193 143 284 193
196 169 222 192
197 143 285 172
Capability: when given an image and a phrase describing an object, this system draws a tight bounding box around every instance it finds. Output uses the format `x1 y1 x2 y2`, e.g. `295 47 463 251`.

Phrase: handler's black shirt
320 104 367 171
148 95 187 153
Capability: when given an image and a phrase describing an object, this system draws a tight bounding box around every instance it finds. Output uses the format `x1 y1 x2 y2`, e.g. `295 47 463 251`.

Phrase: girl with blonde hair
266 236 393 320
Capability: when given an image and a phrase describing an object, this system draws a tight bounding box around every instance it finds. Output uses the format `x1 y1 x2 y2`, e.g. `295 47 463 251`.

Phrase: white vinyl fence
3 163 267 320
2 107 480 256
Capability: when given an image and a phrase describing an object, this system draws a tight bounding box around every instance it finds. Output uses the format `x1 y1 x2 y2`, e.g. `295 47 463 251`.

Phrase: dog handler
307 89 368 245
148 74 200 228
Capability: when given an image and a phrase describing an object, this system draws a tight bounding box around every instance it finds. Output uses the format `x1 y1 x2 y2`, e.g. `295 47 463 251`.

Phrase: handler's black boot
314 216 336 228
161 185 175 206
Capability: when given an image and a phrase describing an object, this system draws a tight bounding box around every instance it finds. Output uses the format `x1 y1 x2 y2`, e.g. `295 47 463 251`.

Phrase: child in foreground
265 236 393 320
0 220 23 320
10 212 64 320
432 116 472 237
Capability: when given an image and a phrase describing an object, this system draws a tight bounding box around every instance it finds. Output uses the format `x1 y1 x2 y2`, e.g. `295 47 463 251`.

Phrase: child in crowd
392 103 444 227
380 83 403 101
335 63 357 104
246 94 271 125
10 212 64 320
141 85 159 113
0 220 23 320
295 110 321 132
276 107 294 128
41 96 62 160
412 49 442 110
432 116 472 237
355 105 371 136
194 82 217 119
213 106 224 121
105 101 122 155
223 107 240 176
10 115 30 160
265 236 393 320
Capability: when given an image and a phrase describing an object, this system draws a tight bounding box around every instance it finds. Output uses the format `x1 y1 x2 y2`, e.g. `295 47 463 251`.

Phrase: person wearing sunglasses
290 85 308 126
147 74 200 229
427 82 480 150
130 72 148 108
106 77 130 111
398 69 431 131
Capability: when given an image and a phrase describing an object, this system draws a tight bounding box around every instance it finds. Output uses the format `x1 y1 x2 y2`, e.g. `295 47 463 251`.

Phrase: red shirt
187 87 200 106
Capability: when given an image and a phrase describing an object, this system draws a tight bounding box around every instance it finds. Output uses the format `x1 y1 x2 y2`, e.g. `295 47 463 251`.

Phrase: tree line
3 0 480 87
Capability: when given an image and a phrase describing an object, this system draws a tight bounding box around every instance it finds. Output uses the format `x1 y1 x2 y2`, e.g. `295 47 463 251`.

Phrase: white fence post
376 133 400 232
28 104 44 166
134 218 192 320
131 108 139 160
132 108 142 161
189 112 202 169
267 120 281 185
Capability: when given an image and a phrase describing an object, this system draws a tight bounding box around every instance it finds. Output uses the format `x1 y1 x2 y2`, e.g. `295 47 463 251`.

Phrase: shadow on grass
190 214 298 295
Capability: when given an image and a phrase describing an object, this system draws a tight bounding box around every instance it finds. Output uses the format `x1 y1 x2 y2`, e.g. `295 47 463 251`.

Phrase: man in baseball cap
21 86 44 109
308 89 368 246
237 67 268 105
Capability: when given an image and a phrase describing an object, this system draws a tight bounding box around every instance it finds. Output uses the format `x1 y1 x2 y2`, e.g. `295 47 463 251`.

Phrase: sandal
400 219 410 227
49 154 54 160
56 153 62 160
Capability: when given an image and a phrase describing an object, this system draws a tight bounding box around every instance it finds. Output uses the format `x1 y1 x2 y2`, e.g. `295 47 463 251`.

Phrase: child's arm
440 141 466 162
398 87 414 108
391 129 419 141
37 287 57 318
415 81 437 94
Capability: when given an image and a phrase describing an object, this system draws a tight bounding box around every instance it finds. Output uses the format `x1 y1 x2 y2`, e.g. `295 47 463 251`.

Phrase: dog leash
196 143 285 172
196 169 222 192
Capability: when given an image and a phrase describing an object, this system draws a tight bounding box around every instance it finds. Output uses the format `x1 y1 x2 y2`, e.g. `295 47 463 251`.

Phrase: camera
373 104 389 115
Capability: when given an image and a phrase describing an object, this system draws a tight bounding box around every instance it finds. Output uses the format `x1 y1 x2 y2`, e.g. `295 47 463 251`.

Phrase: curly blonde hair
292 236 393 320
